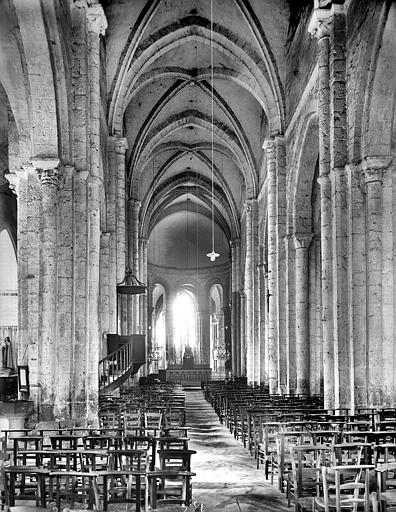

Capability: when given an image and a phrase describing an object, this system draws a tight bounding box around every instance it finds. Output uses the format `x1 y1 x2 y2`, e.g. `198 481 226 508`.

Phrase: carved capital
362 156 393 186
308 8 332 39
115 137 128 154
230 238 241 250
244 201 252 214
86 4 107 36
39 168 61 188
5 168 28 197
263 137 276 152
30 158 61 188
293 233 313 250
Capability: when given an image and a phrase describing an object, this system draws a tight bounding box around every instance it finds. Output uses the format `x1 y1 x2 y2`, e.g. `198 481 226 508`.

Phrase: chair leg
371 492 379 512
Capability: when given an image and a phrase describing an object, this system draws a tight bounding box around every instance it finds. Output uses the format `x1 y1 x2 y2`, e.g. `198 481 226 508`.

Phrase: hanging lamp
206 0 220 263
117 269 146 295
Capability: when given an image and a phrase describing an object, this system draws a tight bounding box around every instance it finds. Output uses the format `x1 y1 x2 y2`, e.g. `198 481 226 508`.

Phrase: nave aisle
184 388 289 512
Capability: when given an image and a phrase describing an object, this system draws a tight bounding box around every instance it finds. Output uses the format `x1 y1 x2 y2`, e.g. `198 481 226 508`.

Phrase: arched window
173 289 198 364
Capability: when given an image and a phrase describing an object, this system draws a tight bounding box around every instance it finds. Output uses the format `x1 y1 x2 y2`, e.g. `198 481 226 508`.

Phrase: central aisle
185 388 289 511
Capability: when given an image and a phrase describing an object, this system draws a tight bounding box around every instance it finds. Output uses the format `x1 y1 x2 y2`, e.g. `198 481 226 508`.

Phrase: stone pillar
239 291 246 376
266 138 278 393
139 237 148 374
329 5 349 410
200 306 211 366
71 170 89 419
244 201 254 383
362 156 392 404
166 290 175 364
230 239 241 376
309 8 334 409
276 138 287 393
195 311 202 365
86 4 107 423
31 159 61 419
284 234 296 394
258 261 267 386
115 138 128 283
54 165 74 418
293 233 313 395
100 231 111 351
128 199 141 335
106 138 117 335
346 163 367 408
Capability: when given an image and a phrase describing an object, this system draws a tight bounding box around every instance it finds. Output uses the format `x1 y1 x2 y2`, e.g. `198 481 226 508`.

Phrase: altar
165 364 212 386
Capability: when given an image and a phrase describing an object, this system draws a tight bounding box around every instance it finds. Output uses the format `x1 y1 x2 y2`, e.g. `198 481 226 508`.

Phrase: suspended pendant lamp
206 0 220 263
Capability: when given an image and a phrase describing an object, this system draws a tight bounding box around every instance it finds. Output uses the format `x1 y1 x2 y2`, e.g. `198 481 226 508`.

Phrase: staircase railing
98 337 145 394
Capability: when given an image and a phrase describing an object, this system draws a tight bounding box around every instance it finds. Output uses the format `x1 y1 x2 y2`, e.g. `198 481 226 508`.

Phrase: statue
182 345 194 369
2 337 16 371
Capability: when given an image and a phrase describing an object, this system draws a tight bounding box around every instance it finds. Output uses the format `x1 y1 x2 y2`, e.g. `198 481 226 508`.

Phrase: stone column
106 138 118 334
309 9 334 409
139 237 148 374
72 170 89 419
51 165 74 418
115 137 128 284
99 231 111 350
239 291 246 376
32 159 61 419
200 306 211 366
86 4 107 423
166 290 175 363
362 156 392 404
266 138 278 393
284 234 296 394
244 201 254 383
128 199 141 334
230 239 241 376
329 4 349 411
346 163 367 408
276 138 287 393
258 260 267 386
293 233 313 395
195 311 202 365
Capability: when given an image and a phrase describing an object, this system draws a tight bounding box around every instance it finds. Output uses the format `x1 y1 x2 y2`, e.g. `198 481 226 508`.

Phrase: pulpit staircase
98 336 145 396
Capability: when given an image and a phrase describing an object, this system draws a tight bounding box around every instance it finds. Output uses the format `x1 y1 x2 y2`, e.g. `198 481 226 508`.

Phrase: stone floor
183 387 290 512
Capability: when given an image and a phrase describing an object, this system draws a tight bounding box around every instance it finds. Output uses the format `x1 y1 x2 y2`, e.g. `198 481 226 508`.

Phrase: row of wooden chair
2 382 195 510
204 380 396 512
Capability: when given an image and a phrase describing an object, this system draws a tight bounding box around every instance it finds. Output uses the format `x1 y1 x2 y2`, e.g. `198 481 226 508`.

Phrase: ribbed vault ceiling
105 0 289 268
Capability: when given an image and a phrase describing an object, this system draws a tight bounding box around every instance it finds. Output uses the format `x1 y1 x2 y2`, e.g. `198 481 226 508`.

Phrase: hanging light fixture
117 269 146 295
206 0 220 263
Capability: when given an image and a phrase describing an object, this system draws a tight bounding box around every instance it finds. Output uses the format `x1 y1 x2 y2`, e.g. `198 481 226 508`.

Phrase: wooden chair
12 436 43 466
99 469 144 511
123 409 142 435
107 449 147 472
144 411 163 436
50 470 101 511
287 444 333 512
313 464 374 512
332 443 372 466
145 469 196 510
157 449 196 472
372 461 396 512
5 466 51 507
